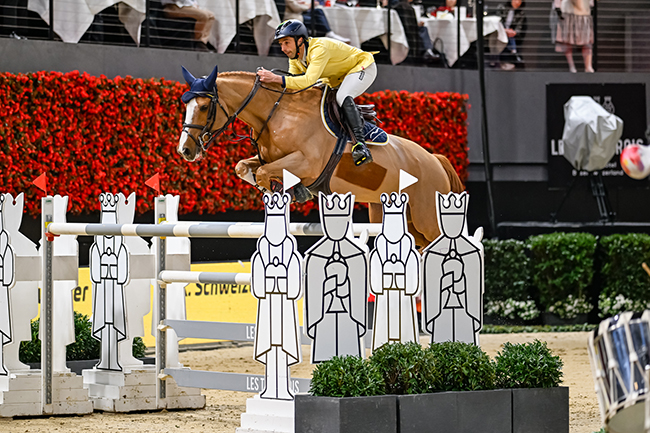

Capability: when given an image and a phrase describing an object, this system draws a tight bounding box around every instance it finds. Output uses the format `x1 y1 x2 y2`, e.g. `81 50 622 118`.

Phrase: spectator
393 0 439 63
284 0 350 43
553 0 594 73
496 0 526 70
1 0 28 39
161 0 215 50
434 0 456 16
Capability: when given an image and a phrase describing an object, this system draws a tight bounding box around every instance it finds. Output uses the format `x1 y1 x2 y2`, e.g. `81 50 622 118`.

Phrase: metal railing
1 0 649 71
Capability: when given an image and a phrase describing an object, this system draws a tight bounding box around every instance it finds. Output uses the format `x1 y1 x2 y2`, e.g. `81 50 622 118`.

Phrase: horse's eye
200 105 209 112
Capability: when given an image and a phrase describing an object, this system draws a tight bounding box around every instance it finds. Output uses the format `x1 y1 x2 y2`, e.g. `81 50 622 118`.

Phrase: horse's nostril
182 148 191 157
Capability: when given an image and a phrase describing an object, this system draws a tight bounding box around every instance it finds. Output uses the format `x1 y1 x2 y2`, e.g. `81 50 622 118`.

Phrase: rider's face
279 37 298 58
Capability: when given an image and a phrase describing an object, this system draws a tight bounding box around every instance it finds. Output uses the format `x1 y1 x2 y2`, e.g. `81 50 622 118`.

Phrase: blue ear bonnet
181 65 219 104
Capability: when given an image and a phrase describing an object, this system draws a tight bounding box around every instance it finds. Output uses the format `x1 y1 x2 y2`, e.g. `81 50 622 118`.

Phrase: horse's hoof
270 180 283 193
291 183 313 203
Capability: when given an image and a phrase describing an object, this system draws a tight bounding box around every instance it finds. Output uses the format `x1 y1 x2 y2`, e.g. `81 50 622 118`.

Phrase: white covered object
562 96 624 172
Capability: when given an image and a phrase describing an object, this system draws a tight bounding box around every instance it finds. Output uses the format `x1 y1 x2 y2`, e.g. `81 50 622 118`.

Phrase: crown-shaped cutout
320 192 353 216
263 192 290 215
99 192 119 213
381 192 408 214
438 191 467 215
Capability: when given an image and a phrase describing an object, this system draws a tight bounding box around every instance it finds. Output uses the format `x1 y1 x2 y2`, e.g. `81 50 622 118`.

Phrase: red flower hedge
0 71 468 216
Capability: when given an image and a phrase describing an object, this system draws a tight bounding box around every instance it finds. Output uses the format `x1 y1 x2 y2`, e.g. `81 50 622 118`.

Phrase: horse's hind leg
407 221 430 249
368 203 382 224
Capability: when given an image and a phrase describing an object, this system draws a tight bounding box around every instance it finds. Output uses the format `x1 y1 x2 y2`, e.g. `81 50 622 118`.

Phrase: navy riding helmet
274 20 309 59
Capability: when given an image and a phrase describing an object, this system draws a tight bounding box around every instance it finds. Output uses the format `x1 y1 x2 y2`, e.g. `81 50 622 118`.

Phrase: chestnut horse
177 66 464 246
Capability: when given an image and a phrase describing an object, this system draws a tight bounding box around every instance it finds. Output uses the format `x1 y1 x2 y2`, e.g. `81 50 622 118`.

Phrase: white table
27 0 280 55
27 0 145 44
321 5 409 65
199 0 281 55
422 15 507 67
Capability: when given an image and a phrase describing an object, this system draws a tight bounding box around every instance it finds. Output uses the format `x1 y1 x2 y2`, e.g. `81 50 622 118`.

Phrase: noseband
182 75 262 153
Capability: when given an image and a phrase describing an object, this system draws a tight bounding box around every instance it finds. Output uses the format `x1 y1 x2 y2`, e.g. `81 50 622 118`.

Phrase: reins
182 70 321 165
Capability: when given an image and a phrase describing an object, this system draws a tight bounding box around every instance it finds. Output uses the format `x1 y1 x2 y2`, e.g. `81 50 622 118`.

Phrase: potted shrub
398 342 510 433
296 341 568 433
295 355 395 433
21 312 149 373
495 340 568 433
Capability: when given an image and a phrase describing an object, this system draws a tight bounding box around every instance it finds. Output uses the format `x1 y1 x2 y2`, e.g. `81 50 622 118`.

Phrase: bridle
181 70 320 160
181 75 263 153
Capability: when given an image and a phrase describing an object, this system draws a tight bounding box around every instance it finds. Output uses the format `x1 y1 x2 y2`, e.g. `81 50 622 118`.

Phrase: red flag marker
145 173 161 196
32 173 47 195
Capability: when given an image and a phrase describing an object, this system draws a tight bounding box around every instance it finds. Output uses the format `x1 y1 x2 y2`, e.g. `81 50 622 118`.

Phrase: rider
257 20 375 166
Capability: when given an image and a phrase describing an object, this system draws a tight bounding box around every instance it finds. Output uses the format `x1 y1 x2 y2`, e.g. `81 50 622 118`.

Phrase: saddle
321 88 388 146
300 88 389 200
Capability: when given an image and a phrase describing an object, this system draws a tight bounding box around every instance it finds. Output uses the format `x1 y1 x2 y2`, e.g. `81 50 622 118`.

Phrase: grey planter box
512 387 569 433
296 387 569 433
295 394 397 433
399 389 512 433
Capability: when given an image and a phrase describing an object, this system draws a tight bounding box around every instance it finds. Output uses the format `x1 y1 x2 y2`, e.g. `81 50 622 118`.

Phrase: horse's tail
435 154 465 193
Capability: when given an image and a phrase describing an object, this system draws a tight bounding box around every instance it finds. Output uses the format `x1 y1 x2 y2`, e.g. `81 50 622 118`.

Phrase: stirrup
351 142 373 166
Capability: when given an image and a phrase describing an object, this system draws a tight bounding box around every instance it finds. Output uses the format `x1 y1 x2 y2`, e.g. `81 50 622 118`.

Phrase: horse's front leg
235 156 270 194
255 151 317 201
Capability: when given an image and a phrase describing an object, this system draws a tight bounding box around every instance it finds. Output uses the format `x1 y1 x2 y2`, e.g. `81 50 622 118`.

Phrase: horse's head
178 65 223 162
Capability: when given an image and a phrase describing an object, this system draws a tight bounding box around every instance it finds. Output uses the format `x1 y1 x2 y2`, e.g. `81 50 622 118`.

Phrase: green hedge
484 232 650 321
529 232 596 311
483 239 530 303
598 233 650 316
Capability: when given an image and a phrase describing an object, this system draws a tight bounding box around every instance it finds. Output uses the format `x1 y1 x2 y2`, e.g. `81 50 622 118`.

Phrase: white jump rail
47 221 382 238
44 213 381 405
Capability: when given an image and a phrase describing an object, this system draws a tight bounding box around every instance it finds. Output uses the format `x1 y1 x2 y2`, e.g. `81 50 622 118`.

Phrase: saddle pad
320 89 389 146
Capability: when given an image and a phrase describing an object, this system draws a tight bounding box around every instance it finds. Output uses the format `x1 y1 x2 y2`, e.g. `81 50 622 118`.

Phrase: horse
177 65 464 247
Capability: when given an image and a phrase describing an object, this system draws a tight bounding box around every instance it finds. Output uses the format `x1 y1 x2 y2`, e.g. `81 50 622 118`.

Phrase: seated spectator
1 0 28 39
394 0 440 63
433 0 456 17
496 0 526 70
161 0 215 50
284 0 350 43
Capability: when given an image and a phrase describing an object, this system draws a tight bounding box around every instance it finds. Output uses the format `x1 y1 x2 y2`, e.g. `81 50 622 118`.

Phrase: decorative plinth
0 371 93 416
49 372 94 415
82 366 205 412
163 371 206 410
0 371 42 417
237 394 295 433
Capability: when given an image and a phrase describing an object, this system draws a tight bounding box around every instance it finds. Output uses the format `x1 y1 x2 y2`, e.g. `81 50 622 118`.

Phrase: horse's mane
217 71 256 79
217 70 320 98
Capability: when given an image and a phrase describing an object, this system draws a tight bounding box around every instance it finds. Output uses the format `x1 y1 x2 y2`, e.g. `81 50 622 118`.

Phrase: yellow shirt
283 37 375 90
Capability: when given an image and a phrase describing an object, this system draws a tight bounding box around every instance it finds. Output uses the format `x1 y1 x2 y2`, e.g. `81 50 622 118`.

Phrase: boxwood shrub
20 312 147 363
483 238 530 303
494 340 564 388
309 341 563 397
529 232 596 315
426 341 495 391
310 355 384 397
598 233 650 316
369 341 441 395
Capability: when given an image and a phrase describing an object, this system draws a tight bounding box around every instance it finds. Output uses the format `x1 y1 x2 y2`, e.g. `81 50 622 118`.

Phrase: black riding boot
341 96 373 166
